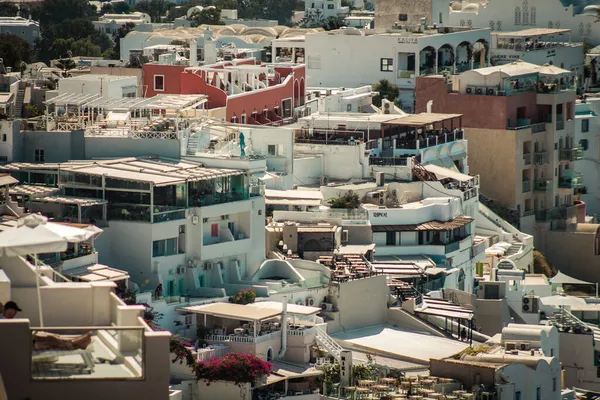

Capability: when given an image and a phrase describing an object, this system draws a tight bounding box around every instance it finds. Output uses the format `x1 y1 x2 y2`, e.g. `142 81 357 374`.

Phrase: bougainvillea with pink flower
196 353 273 387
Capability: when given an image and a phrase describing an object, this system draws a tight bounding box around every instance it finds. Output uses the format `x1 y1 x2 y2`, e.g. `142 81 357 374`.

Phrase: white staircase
505 241 523 257
314 325 343 362
186 133 200 156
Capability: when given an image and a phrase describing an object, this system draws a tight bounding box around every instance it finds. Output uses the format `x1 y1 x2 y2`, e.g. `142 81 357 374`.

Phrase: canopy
44 223 102 243
0 215 68 257
550 271 593 286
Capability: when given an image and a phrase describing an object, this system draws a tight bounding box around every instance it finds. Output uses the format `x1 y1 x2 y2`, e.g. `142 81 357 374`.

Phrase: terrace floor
332 325 468 363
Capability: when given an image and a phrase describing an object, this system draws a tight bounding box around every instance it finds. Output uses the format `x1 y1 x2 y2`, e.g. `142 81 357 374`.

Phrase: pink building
143 60 306 124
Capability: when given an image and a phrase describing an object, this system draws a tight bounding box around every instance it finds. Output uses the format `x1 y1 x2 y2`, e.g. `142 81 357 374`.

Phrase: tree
134 0 175 22
328 192 360 209
71 38 102 57
54 58 77 77
230 288 256 305
322 15 346 31
102 1 131 14
0 3 19 17
188 7 223 26
37 0 96 25
372 79 400 107
0 34 31 70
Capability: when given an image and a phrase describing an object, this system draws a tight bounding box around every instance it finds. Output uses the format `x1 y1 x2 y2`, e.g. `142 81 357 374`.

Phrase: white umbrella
0 214 68 327
44 222 102 243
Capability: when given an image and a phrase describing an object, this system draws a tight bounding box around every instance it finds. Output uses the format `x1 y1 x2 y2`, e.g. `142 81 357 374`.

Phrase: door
178 278 185 296
166 280 174 297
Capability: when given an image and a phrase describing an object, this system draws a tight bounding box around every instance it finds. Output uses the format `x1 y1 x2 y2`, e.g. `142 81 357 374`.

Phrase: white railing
207 330 282 344
288 327 314 336
314 325 342 361
196 345 230 362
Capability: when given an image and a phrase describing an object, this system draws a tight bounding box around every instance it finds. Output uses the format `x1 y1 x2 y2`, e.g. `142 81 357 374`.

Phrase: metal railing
558 173 583 189
559 148 583 161
556 120 565 131
523 153 532 166
508 122 546 133
445 241 460 254
535 207 559 222
534 152 549 165
369 157 409 166
534 179 553 192
295 138 361 146
395 130 464 150
522 180 531 193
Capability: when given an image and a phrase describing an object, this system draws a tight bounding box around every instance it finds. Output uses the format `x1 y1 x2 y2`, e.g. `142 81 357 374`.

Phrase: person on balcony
0 301 22 319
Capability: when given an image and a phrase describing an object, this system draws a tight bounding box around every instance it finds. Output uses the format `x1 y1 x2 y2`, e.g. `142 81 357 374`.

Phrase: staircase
186 133 200 156
14 87 25 118
504 241 523 257
314 325 343 362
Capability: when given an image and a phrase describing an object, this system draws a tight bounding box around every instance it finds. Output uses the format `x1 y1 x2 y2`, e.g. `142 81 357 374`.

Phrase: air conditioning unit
321 302 334 312
176 266 186 274
306 297 315 307
204 262 213 270
466 87 473 94
203 218 209 223
519 342 531 351
192 215 199 225
486 87 496 96
505 341 517 351
522 295 539 313
475 87 484 95
379 197 385 205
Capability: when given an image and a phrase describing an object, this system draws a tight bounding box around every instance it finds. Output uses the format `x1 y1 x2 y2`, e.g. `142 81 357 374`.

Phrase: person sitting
0 301 22 319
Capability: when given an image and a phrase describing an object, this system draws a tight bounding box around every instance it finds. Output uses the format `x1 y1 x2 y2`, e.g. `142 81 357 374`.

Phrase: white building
304 0 349 26
54 74 138 98
574 97 600 216
0 17 40 46
0 214 173 399
490 28 584 82
93 12 152 36
447 0 600 45
277 26 491 112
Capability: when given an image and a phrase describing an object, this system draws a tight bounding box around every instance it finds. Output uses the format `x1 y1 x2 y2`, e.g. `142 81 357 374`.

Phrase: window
198 275 205 287
268 145 277 156
386 232 396 246
380 58 393 72
536 387 541 400
515 6 521 25
515 392 521 400
34 149 45 162
398 13 408 21
241 114 247 124
211 223 219 237
582 119 590 133
327 4 333 8
231 115 237 123
552 377 557 392
154 75 165 91
152 238 179 257
580 139 589 151
1 134 6 142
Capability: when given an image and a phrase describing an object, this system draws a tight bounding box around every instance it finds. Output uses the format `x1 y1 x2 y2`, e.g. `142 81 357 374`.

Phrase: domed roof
583 5 600 14
462 3 480 12
450 1 463 10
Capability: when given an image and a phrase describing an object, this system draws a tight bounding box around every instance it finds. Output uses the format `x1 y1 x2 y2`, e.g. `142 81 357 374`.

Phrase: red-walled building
143 59 305 124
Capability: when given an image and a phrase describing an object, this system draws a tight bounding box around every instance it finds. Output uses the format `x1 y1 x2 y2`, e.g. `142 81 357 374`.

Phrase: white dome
450 1 463 10
462 3 480 12
583 5 600 15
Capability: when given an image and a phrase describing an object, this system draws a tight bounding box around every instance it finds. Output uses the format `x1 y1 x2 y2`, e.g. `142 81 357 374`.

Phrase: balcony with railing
534 151 549 165
523 153 532 166
558 172 583 189
508 122 546 134
535 207 559 222
534 179 553 192
559 148 583 161
556 120 565 131
394 130 465 152
30 326 144 380
522 180 531 193
368 156 409 166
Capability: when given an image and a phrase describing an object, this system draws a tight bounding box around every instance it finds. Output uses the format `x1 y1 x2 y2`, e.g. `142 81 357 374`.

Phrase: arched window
515 7 521 25
522 1 529 25
530 7 536 25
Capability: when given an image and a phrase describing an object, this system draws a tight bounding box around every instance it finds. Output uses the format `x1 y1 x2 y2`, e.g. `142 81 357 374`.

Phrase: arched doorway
266 347 274 361
293 79 300 107
473 39 489 69
437 44 455 73
299 77 305 106
419 46 436 75
456 41 472 72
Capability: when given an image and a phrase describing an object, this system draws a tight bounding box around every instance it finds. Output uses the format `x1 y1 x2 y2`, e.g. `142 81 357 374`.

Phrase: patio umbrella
0 214 68 327
44 222 102 243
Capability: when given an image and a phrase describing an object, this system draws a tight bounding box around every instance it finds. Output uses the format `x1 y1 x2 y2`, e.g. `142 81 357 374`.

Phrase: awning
267 198 322 207
179 302 282 321
550 271 593 286
65 264 129 282
423 164 473 182
0 175 18 186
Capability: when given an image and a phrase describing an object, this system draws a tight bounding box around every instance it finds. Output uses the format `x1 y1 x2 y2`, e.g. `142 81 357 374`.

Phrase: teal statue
239 132 246 159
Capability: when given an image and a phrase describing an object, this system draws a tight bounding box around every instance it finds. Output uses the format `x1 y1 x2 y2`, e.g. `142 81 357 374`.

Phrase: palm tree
54 58 76 78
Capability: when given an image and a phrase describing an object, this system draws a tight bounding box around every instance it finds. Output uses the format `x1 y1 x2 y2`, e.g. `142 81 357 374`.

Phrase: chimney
189 38 198 67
